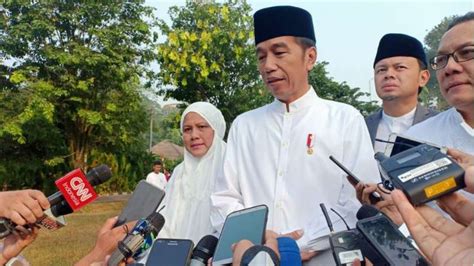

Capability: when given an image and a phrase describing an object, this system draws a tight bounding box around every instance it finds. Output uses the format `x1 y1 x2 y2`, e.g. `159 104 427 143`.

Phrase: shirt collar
452 108 474 136
271 86 318 113
381 106 417 126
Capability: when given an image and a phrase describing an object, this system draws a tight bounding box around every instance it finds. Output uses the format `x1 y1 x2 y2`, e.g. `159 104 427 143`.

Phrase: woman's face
182 112 215 158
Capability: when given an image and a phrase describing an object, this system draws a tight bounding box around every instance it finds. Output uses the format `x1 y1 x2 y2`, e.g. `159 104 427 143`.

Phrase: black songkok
253 6 316 45
374 33 427 68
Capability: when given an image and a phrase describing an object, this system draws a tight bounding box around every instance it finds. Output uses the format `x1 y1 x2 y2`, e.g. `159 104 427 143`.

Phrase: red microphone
54 168 98 211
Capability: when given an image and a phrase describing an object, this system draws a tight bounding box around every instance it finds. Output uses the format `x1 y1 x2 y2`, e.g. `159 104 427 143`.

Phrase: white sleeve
342 112 380 184
210 120 245 233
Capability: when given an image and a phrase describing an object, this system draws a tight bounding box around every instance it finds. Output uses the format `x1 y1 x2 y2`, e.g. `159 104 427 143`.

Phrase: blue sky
147 0 473 103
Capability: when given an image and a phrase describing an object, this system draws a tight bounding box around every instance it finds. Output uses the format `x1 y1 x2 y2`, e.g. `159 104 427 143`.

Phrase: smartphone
145 238 194 266
115 180 166 227
385 133 445 157
356 215 428 266
212 205 268 265
329 155 381 204
329 155 361 186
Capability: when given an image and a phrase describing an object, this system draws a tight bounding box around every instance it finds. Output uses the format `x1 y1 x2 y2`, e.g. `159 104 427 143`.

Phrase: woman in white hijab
159 102 226 243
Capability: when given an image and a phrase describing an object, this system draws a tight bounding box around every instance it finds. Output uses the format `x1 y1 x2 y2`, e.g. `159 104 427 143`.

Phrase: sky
146 0 473 103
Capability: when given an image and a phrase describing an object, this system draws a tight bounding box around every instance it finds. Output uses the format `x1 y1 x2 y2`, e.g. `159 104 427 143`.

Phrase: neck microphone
108 212 165 266
0 165 112 238
189 235 218 266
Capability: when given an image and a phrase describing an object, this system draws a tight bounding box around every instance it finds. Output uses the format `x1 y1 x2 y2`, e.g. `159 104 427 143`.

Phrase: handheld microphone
0 165 112 238
108 212 165 266
190 235 218 266
49 164 112 209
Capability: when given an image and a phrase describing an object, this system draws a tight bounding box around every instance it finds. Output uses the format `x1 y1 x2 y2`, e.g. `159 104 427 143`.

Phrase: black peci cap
373 33 427 68
253 6 316 45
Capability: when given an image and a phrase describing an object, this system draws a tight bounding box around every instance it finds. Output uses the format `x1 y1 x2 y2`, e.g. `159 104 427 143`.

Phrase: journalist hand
392 189 474 265
0 190 50 226
0 226 38 265
75 216 137 266
355 183 403 226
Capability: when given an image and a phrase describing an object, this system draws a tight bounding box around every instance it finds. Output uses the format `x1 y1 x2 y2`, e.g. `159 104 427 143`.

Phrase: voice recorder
377 143 465 205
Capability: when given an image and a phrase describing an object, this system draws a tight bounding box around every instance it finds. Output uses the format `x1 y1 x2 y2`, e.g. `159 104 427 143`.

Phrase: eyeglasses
430 45 474 70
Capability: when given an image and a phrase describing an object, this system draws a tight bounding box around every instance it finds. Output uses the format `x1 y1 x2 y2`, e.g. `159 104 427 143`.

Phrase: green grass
22 200 126 265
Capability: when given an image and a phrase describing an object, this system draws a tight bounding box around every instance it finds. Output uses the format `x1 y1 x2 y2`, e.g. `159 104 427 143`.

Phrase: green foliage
309 62 379 116
0 1 157 191
157 0 272 126
423 16 455 110
155 108 183 145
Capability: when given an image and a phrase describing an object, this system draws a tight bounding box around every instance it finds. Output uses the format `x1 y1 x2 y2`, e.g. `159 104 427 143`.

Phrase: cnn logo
70 177 93 201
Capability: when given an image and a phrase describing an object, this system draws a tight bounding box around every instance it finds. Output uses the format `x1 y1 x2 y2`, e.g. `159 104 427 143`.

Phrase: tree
309 62 378 116
0 1 158 170
424 16 455 110
156 0 271 126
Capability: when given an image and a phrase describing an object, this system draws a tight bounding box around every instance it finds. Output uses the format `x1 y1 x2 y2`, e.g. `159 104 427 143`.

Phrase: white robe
158 102 226 244
405 107 474 203
211 88 380 247
405 107 474 154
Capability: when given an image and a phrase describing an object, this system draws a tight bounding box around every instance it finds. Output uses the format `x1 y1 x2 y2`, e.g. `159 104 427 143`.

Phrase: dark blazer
365 103 438 146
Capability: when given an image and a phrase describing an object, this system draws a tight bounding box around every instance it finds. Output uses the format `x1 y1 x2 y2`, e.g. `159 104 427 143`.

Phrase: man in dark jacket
365 33 438 154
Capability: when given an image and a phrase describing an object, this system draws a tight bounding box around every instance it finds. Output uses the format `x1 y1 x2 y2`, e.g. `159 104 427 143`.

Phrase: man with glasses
357 12 474 228
405 12 474 155
365 33 437 154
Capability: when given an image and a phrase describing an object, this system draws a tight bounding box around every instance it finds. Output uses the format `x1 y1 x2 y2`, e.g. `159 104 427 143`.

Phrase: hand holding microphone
108 212 165 266
0 164 112 238
0 190 50 226
75 217 137 266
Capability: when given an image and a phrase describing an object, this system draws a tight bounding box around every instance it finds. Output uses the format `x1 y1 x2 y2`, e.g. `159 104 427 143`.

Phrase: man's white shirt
405 107 474 154
373 107 416 154
146 172 167 190
211 88 380 247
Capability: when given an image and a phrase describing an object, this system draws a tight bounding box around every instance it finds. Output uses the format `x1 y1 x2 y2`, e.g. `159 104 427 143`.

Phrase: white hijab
159 102 226 243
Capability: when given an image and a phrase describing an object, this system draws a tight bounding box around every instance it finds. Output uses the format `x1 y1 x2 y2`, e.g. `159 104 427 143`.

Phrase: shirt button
278 171 283 176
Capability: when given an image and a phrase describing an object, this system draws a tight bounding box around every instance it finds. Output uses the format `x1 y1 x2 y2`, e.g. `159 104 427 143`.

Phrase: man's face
374 56 429 102
436 20 474 110
153 164 162 173
256 36 316 103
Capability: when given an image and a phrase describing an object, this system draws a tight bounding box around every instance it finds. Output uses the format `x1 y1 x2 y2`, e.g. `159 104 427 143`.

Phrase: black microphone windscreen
87 164 113 186
192 235 218 262
374 152 389 163
356 204 380 220
147 212 165 234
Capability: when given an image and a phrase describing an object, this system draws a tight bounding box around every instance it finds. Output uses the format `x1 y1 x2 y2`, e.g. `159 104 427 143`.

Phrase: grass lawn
22 199 127 265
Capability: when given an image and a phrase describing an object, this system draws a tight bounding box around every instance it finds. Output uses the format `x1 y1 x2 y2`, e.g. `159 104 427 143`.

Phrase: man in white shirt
358 12 474 223
211 6 380 263
405 12 474 154
145 160 167 190
365 33 437 154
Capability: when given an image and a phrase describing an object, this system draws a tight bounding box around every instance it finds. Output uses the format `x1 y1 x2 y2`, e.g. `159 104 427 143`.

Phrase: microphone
49 164 112 217
356 204 381 220
0 165 112 238
108 212 165 266
48 164 112 208
189 235 218 266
